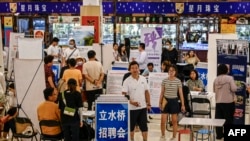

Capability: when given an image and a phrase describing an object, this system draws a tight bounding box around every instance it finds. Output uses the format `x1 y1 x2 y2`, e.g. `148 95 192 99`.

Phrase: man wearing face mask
62 39 80 67
47 37 61 62
161 39 178 65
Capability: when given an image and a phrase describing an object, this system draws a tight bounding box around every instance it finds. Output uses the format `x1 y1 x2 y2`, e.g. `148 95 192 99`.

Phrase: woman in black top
161 40 178 65
58 78 83 141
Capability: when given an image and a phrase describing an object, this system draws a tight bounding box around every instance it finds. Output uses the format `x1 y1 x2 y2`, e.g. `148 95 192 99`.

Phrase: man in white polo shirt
122 61 151 141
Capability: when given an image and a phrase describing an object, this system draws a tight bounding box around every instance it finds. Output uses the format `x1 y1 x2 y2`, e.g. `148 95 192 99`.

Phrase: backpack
79 120 95 140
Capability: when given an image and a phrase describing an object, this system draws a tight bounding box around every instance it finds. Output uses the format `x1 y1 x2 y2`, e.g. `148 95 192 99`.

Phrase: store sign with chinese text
96 103 129 141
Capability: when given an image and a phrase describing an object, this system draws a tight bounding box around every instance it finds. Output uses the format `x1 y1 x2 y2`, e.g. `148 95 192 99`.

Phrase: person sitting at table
142 62 157 77
182 50 200 67
118 44 128 62
186 69 204 92
213 64 237 140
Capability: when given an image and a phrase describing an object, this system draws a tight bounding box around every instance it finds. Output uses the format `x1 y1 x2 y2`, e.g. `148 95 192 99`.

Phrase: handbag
62 92 76 117
161 97 168 111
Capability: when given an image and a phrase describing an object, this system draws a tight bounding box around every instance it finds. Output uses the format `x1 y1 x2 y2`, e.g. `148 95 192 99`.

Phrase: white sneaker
169 137 177 141
160 136 166 141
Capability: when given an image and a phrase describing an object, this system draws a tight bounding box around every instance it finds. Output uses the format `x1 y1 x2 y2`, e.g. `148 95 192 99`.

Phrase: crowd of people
0 36 243 141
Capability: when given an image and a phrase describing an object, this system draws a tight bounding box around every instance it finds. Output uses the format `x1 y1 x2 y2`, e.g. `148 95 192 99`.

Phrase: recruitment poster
148 72 168 113
140 27 162 72
106 70 128 94
217 39 248 124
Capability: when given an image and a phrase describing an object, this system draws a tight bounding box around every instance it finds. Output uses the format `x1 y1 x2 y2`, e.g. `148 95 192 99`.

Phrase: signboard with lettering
140 27 162 72
1 2 250 14
96 102 129 141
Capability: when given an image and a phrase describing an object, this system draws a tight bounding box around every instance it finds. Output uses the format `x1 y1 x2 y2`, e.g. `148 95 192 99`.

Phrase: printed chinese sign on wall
82 16 99 43
140 27 162 72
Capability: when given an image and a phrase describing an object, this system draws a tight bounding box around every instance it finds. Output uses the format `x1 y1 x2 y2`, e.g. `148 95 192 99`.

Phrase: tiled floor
134 111 250 141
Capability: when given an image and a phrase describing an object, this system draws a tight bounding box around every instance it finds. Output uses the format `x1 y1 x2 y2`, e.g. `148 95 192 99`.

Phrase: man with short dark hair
47 37 61 62
132 43 148 74
122 61 151 141
37 87 61 137
83 50 104 110
142 63 157 77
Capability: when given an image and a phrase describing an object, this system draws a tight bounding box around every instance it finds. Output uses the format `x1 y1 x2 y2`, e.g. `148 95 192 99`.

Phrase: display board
217 39 248 124
148 72 168 113
18 38 43 59
7 32 24 78
0 20 4 73
14 59 45 131
106 70 128 94
140 27 162 72
207 34 237 92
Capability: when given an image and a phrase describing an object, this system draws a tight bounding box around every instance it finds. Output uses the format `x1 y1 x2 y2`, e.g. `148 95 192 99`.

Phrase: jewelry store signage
2 2 250 14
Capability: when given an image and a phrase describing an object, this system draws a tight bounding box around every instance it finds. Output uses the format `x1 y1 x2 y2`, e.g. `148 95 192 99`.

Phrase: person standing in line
161 40 178 65
62 58 82 92
47 37 61 62
213 64 237 140
62 39 80 67
83 50 104 111
132 43 148 74
58 78 83 141
122 61 151 141
159 64 185 141
44 55 57 91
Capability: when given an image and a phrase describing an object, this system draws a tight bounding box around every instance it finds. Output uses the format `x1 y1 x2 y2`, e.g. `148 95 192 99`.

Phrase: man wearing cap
83 50 104 111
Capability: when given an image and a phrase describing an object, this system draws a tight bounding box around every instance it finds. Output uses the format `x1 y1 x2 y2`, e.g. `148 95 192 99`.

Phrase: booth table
179 117 225 141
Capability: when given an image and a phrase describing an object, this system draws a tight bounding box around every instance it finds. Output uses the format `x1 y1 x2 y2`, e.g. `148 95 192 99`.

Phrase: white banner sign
7 32 24 78
18 38 43 59
106 70 128 94
148 72 168 108
140 27 162 72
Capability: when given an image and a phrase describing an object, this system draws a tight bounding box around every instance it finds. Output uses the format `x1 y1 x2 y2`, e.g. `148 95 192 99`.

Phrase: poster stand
95 94 130 141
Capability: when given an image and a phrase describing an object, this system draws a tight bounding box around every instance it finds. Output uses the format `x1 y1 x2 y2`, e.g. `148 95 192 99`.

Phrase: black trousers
86 89 102 111
215 102 235 139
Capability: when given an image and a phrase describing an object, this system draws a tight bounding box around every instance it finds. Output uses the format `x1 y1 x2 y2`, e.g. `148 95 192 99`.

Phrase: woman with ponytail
58 78 83 141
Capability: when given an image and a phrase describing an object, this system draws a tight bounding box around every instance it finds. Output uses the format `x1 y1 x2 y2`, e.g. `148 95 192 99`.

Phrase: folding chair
11 117 38 141
190 96 214 140
39 120 63 141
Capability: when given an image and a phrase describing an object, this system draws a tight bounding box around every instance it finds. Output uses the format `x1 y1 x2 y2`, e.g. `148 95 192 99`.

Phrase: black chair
11 117 38 141
39 120 63 141
190 96 211 118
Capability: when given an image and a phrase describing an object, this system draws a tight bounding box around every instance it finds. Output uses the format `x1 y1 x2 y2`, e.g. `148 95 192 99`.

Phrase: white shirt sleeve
47 46 53 55
122 78 129 93
137 51 147 65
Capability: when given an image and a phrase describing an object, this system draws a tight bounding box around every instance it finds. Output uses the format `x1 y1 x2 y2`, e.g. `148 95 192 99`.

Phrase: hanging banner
7 32 24 78
82 16 99 43
4 16 13 47
217 39 248 125
148 72 168 114
140 27 162 72
72 26 94 47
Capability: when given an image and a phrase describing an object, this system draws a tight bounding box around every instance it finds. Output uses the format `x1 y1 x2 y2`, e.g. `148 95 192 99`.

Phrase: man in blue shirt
142 63 157 77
